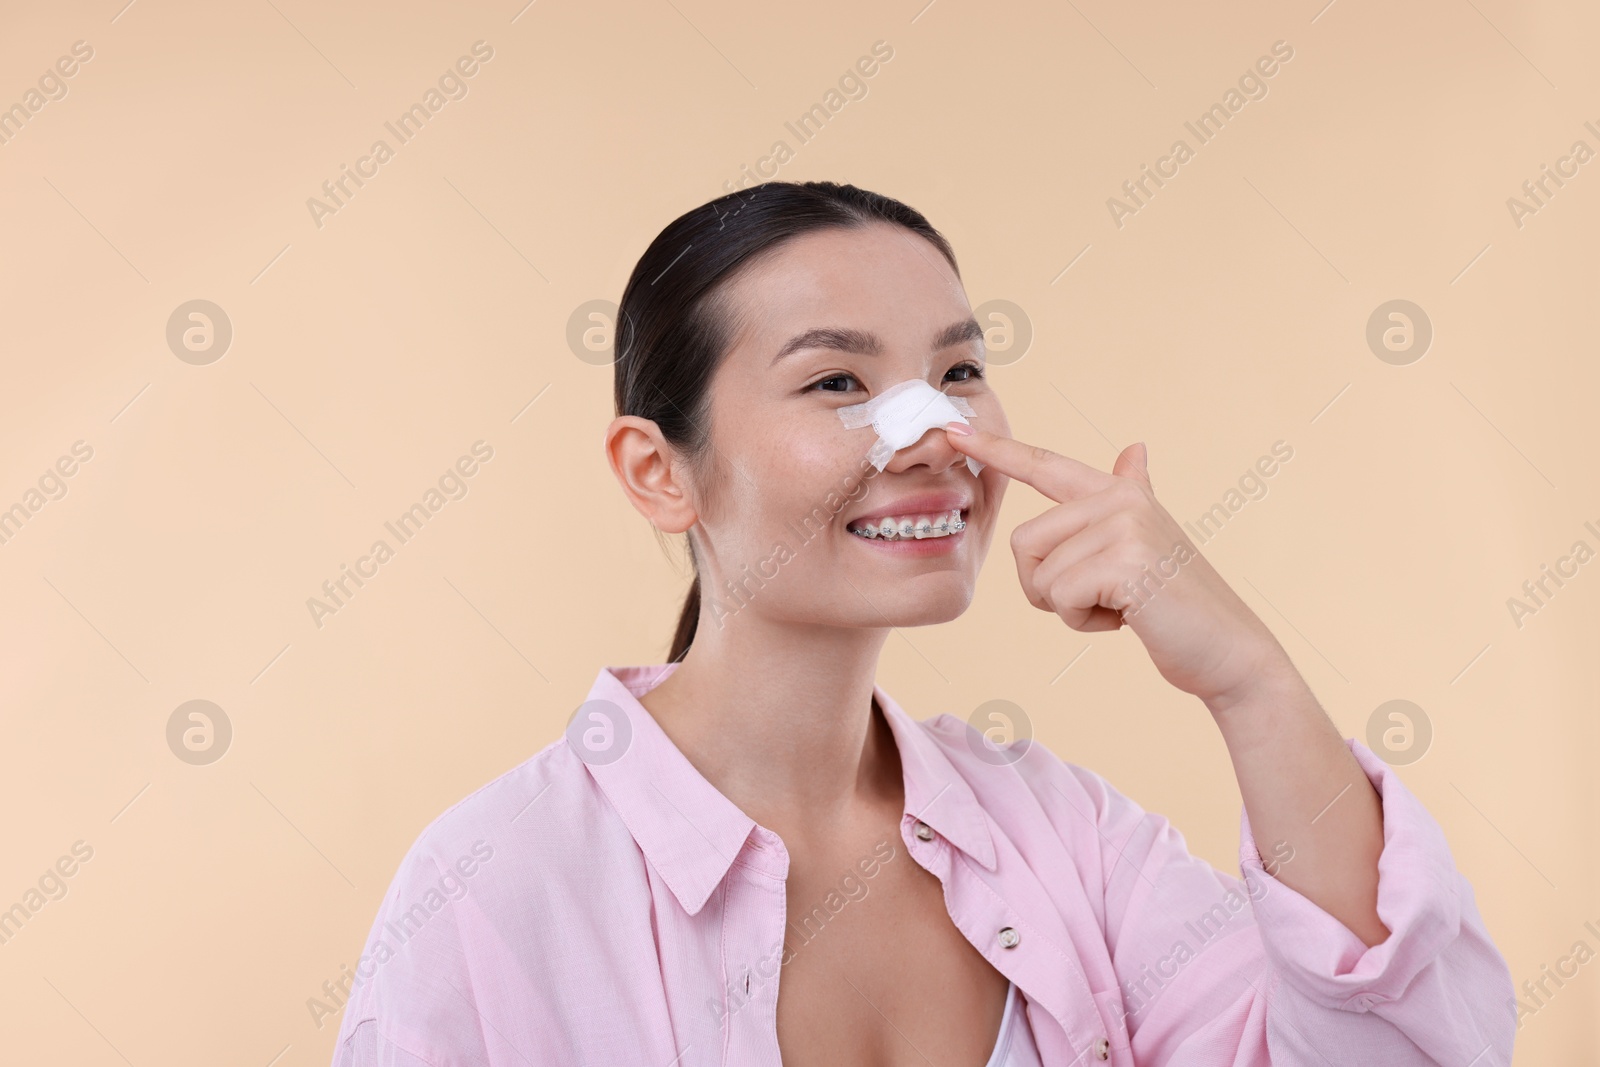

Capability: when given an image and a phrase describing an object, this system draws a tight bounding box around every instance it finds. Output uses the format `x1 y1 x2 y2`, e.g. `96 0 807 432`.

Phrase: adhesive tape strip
837 378 984 477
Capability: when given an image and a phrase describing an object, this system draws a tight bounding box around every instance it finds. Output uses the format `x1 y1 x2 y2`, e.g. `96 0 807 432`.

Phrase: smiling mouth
846 508 968 541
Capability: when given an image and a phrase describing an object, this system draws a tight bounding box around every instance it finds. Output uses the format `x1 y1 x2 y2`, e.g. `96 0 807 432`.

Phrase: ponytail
668 575 699 663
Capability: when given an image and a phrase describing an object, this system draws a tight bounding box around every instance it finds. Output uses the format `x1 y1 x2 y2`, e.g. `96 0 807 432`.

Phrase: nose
883 423 968 475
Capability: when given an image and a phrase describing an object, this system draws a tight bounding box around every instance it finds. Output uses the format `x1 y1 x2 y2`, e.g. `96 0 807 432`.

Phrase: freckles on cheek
811 431 875 491
795 428 850 464
779 409 859 466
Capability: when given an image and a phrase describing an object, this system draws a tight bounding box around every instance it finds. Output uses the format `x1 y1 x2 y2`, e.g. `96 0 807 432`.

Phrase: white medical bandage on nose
837 378 985 477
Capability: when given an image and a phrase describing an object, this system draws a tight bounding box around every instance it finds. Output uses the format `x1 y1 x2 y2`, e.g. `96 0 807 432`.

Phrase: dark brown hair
612 181 961 663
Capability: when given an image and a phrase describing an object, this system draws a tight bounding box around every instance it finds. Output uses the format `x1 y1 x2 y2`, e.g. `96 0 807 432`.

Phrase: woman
330 182 1514 1066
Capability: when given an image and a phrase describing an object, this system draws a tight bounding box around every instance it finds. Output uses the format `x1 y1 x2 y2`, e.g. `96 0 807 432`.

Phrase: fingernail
945 421 973 436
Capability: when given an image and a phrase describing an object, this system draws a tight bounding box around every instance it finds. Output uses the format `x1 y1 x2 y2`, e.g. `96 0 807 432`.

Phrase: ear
605 416 699 534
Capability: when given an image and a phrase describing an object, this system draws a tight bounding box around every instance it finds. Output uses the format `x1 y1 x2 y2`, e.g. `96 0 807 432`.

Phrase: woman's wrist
1199 637 1301 723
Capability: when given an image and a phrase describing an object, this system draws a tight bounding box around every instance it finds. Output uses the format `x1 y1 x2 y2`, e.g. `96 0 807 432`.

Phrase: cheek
979 397 1012 439
781 413 869 477
981 469 1009 519
738 417 865 521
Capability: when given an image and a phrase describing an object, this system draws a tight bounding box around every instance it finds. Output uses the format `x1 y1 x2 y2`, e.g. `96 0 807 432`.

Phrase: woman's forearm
1205 648 1390 947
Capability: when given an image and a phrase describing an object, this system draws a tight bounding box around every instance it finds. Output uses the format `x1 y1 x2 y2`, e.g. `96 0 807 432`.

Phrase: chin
863 584 975 628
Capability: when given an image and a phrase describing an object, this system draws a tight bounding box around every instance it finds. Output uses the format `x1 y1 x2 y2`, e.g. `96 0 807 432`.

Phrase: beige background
0 0 1595 1062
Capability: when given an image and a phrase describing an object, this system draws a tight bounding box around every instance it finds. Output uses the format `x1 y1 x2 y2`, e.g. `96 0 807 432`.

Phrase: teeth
850 509 967 541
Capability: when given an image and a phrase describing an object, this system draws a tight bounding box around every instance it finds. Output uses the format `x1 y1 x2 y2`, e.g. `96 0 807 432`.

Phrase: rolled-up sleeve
1082 737 1515 1066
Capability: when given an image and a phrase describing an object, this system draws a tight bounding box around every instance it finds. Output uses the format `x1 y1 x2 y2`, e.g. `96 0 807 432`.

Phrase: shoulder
387 731 635 890
333 734 641 1056
916 710 1145 816
915 711 1176 885
409 735 576 848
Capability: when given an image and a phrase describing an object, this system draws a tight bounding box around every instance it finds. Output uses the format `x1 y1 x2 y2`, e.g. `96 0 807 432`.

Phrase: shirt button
997 926 1020 948
1093 1036 1111 1059
914 821 934 841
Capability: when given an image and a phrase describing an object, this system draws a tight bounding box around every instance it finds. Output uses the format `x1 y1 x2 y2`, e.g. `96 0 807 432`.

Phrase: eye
946 360 986 384
807 362 986 394
807 372 861 393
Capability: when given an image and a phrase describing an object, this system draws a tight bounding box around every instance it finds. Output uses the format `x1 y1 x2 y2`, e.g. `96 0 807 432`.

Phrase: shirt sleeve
1080 736 1516 1066
328 843 494 1067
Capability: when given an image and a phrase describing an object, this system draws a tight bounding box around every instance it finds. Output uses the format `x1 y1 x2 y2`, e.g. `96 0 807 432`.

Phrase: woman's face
685 221 1011 631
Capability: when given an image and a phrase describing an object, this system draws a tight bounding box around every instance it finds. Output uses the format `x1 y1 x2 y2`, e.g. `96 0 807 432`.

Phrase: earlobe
604 416 699 534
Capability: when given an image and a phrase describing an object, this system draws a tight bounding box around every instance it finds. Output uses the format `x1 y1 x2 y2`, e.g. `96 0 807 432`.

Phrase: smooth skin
606 221 1385 1067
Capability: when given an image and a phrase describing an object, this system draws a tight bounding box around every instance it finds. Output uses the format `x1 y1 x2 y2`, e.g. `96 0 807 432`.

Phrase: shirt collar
576 663 997 917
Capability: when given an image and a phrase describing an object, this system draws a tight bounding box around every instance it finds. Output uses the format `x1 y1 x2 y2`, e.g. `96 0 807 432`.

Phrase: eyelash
809 361 986 393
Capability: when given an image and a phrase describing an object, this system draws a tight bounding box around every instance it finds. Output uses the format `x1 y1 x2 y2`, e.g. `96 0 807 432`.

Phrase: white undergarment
984 981 1044 1067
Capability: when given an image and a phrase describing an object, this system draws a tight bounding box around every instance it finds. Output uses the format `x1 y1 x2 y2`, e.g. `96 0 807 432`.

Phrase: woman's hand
944 423 1289 711
946 423 1392 947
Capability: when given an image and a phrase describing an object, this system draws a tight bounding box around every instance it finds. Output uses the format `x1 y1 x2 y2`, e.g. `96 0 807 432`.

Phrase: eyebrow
770 318 984 365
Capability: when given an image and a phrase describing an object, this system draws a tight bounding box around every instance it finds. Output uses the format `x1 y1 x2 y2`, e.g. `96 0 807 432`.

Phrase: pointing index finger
944 422 1111 503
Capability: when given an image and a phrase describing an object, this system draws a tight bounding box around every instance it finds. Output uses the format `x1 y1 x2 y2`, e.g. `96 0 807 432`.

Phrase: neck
639 614 902 845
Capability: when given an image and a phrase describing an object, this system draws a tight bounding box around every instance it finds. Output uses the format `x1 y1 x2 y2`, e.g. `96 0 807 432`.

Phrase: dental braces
848 513 967 540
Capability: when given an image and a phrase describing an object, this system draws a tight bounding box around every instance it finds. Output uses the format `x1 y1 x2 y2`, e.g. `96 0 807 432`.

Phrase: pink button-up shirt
329 663 1515 1066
